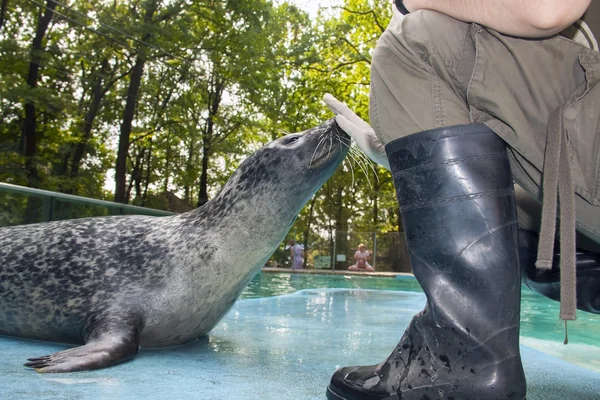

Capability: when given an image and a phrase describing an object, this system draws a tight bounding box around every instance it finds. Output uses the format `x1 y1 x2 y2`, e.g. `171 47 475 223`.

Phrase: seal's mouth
309 143 344 168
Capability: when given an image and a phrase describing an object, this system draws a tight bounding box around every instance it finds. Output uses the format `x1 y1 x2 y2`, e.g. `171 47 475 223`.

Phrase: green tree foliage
0 0 407 271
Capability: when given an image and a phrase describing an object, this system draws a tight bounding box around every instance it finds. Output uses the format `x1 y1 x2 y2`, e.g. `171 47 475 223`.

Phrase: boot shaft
327 124 526 400
385 124 521 350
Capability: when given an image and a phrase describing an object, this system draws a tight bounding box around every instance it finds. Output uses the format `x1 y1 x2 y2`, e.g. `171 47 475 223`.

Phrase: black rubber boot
327 124 526 400
519 229 600 314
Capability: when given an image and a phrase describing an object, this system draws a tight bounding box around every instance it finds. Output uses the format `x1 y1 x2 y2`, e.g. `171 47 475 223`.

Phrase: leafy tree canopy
0 0 409 271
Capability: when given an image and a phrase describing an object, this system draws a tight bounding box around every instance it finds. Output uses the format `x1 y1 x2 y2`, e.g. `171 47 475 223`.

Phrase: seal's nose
329 118 351 144
322 118 343 134
314 118 350 141
304 118 350 167
300 118 350 157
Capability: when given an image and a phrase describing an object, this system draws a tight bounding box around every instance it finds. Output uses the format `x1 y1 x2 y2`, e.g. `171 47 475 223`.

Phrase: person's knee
370 11 473 143
374 10 470 70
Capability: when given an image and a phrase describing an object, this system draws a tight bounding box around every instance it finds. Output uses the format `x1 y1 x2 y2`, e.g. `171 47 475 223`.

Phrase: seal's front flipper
24 315 142 373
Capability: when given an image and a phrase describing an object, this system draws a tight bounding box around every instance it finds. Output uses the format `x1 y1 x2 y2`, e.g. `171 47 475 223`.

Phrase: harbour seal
0 119 349 373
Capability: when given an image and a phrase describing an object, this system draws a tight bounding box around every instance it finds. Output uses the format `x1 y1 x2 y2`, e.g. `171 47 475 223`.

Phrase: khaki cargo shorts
370 10 600 249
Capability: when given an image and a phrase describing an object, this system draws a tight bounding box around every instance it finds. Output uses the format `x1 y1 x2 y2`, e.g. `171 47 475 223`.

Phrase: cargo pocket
567 54 600 206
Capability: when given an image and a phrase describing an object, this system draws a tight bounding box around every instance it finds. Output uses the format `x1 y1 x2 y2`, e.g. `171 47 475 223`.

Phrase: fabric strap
535 107 577 325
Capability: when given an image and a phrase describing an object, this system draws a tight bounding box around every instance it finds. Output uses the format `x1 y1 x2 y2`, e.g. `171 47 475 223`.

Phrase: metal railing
0 182 174 227
0 183 412 273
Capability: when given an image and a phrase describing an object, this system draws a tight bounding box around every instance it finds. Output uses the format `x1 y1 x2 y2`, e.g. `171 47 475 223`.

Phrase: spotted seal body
0 119 348 372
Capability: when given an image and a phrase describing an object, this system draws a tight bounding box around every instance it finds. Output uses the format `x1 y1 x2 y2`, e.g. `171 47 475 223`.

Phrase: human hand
323 94 390 170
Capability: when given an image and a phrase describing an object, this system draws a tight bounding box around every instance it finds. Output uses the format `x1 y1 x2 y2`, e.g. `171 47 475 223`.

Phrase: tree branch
333 6 385 33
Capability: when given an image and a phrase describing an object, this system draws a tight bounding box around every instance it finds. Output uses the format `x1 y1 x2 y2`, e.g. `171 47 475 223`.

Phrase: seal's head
237 118 350 209
195 118 349 249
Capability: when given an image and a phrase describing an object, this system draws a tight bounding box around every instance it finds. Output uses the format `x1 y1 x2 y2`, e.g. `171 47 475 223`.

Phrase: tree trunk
163 136 171 193
184 185 190 203
115 55 146 204
141 142 153 206
114 0 158 203
22 0 56 223
0 0 9 30
397 206 403 232
372 168 379 227
196 75 224 207
334 184 349 270
325 182 336 269
127 148 144 202
302 195 317 268
22 0 57 189
184 139 195 203
70 58 110 179
197 144 210 207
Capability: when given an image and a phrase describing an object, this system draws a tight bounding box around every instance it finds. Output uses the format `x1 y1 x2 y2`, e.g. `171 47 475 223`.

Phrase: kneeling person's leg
369 10 474 145
327 11 526 400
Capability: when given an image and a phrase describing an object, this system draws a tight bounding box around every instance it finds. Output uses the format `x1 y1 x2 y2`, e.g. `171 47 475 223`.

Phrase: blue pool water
242 272 425 299
244 272 600 372
1 272 599 399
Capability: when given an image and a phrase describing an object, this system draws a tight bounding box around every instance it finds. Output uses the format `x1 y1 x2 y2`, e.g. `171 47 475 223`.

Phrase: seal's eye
285 136 300 145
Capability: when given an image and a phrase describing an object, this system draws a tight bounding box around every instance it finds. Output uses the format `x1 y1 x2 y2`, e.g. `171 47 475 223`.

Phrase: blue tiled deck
1 289 599 399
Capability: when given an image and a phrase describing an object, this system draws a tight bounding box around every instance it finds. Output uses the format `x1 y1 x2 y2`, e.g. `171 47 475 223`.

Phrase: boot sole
327 385 398 400
327 384 526 400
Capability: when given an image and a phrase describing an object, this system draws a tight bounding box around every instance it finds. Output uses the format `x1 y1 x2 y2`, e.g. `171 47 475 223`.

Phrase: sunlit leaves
0 0 401 265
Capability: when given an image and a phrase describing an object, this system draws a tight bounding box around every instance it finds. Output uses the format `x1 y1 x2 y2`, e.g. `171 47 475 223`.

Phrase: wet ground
2 289 599 399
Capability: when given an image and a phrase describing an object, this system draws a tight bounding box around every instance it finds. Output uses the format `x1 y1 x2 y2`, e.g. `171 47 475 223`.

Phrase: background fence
273 230 412 273
0 183 411 273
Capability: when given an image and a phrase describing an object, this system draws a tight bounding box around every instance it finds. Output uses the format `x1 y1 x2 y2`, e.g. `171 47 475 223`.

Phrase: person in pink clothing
348 243 374 272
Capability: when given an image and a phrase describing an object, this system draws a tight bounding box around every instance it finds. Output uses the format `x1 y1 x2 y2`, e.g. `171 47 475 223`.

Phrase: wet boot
519 229 600 314
327 124 526 400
